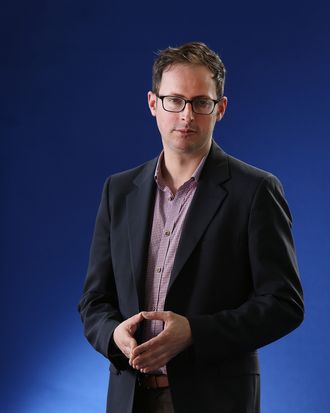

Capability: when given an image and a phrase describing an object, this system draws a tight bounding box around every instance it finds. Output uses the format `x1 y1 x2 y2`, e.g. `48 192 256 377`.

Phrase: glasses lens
163 96 185 112
192 98 215 114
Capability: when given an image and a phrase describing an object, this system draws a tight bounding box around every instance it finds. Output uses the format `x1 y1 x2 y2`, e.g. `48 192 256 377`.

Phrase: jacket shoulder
210 145 285 202
112 157 157 181
210 142 279 185
227 154 275 181
102 157 157 195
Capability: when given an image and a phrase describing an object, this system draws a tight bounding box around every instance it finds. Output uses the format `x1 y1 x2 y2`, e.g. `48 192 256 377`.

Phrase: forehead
159 64 217 97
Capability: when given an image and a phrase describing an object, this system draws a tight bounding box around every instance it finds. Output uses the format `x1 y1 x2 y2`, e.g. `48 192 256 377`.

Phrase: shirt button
168 196 174 201
164 230 171 236
156 267 162 273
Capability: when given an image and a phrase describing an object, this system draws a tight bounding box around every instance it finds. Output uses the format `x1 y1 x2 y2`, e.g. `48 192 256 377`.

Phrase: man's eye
167 97 183 105
195 99 211 107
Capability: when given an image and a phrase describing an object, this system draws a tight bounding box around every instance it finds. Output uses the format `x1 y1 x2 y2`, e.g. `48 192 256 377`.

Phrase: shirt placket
150 188 184 336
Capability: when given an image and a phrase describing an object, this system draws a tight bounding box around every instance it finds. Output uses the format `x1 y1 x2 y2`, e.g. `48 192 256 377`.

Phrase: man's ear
148 91 157 117
216 96 228 121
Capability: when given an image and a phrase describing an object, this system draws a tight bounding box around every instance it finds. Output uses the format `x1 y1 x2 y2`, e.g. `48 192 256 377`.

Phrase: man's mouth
174 127 197 134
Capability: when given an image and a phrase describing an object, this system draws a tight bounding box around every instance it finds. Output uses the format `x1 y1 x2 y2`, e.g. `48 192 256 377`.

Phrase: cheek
200 119 215 132
156 116 170 136
157 113 176 131
208 116 218 130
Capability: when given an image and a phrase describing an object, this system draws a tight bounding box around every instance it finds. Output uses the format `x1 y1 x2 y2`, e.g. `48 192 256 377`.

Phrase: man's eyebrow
165 93 213 99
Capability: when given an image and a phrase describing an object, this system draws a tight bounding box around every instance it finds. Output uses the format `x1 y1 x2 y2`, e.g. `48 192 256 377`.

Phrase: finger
134 355 165 371
131 334 163 357
121 338 136 359
136 352 169 372
140 362 166 373
129 338 137 350
129 312 144 325
133 348 165 369
131 339 170 368
127 313 144 335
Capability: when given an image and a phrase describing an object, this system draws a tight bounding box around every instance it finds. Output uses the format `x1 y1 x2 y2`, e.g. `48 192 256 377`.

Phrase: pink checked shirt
142 152 206 372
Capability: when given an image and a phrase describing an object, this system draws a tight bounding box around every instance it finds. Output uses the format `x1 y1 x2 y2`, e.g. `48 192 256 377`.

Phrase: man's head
152 42 226 100
148 42 227 157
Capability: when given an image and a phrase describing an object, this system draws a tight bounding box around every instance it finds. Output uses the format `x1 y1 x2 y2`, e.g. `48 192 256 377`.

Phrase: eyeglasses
157 95 221 115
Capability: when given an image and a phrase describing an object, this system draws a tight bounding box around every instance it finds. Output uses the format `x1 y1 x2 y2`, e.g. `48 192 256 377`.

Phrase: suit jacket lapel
126 158 157 310
168 143 230 292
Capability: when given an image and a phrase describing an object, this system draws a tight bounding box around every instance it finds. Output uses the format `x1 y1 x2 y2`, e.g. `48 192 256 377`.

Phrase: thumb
130 312 144 324
129 337 137 351
141 311 166 321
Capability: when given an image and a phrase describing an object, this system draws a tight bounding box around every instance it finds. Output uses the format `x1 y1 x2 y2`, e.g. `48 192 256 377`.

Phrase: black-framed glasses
157 95 221 115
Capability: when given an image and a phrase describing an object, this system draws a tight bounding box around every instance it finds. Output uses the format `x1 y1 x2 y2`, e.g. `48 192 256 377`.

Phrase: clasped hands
113 311 192 373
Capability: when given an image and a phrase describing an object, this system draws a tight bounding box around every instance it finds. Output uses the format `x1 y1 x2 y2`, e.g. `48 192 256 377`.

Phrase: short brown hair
152 42 226 99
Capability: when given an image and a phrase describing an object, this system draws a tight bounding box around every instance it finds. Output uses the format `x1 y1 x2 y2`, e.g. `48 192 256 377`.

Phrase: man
78 42 304 413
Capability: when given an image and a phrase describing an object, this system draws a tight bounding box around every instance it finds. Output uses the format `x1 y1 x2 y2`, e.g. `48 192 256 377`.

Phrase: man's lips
174 128 197 133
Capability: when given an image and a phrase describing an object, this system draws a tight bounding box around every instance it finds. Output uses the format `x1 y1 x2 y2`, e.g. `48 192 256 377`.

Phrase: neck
162 143 211 193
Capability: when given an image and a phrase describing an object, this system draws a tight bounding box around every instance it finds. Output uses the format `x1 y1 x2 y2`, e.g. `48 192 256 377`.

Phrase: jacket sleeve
78 177 128 370
188 175 304 362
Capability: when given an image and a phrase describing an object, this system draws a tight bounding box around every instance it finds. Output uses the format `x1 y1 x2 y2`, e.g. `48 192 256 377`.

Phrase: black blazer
78 142 304 413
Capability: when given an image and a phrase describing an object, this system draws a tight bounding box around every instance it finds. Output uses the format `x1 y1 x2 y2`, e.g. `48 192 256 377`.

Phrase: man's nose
181 102 194 121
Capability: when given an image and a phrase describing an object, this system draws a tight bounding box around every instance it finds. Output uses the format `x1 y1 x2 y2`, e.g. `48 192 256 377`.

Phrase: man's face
148 64 227 157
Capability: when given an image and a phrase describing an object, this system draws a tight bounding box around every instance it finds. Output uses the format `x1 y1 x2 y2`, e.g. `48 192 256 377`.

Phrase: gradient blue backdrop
2 1 329 412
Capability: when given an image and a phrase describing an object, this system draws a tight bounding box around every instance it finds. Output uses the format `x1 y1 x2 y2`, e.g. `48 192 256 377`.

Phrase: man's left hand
129 311 193 373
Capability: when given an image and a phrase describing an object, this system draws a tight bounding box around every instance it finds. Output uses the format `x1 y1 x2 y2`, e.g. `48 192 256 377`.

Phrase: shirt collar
154 150 208 190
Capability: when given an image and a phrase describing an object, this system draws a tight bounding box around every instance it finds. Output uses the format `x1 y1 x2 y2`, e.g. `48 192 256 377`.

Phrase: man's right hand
113 312 144 359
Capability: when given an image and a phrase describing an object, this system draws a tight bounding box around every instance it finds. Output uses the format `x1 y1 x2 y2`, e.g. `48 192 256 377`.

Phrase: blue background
2 1 329 412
